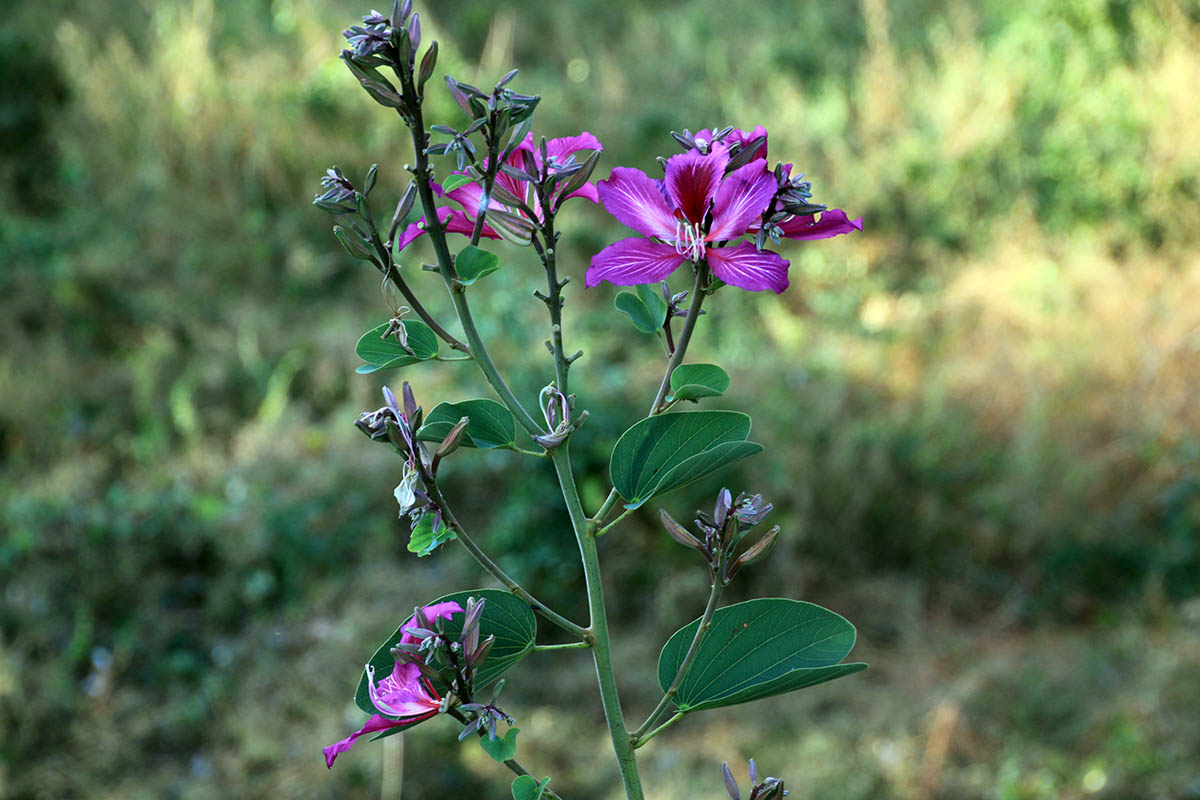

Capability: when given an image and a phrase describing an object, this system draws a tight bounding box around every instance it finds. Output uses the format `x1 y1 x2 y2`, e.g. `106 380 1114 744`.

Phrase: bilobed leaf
609 411 763 509
355 589 537 717
656 598 867 713
356 320 439 371
456 245 501 285
417 399 516 449
442 174 475 193
669 363 731 401
614 290 666 334
511 775 551 800
408 511 456 557
479 727 520 763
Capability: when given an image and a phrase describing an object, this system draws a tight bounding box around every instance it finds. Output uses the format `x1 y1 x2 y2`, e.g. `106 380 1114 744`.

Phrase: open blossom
323 601 463 768
587 127 860 294
397 132 602 250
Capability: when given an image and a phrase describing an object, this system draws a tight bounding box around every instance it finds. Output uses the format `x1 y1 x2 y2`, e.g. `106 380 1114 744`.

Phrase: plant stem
595 508 632 538
382 262 469 352
631 711 683 750
401 90 543 437
648 265 708 414
531 641 591 653
588 265 710 524
631 574 724 742
424 481 588 641
550 447 644 800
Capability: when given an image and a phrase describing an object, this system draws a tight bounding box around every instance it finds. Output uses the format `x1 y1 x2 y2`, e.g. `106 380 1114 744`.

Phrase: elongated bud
660 509 705 551
434 416 470 463
391 646 442 682
402 381 419 423
714 488 733 529
723 762 741 800
469 634 495 668
554 149 601 210
418 40 438 89
407 13 421 53
333 225 376 261
727 526 780 580
389 181 418 243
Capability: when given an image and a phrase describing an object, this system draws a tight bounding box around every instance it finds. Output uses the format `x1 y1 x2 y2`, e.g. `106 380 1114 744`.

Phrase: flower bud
713 488 733 529
660 509 705 552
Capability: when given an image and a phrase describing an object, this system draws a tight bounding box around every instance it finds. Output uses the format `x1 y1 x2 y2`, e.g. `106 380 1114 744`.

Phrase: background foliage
3 0 1199 797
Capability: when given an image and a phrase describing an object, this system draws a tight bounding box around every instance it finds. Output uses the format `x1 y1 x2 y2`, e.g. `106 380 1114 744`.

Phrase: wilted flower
323 601 463 768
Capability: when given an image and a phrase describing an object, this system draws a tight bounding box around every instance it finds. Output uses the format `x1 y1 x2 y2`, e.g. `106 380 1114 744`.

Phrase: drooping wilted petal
779 208 862 240
707 159 775 242
596 167 678 239
664 146 729 225
705 242 790 294
586 238 687 288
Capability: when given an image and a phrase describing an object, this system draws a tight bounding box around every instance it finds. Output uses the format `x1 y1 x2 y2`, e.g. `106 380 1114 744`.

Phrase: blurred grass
2 0 1200 797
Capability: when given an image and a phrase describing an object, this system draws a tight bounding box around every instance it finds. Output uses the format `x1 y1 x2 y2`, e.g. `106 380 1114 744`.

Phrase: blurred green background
3 0 1200 797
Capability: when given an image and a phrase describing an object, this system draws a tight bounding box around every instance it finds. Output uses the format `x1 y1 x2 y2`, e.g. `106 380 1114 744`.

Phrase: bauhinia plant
315 4 866 798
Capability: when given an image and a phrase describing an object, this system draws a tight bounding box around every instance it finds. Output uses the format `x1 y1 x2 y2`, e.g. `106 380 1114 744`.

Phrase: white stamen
673 220 706 261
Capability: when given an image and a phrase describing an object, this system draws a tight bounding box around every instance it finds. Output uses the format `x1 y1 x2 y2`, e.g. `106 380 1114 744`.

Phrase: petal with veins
779 208 863 241
596 167 678 239
705 242 791 294
707 159 775 242
663 146 729 225
586 238 687 287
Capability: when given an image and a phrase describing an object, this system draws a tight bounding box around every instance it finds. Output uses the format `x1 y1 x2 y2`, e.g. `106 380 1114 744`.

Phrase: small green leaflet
417 399 517 449
456 245 501 285
614 284 668 334
609 411 763 509
656 598 867 712
408 510 456 557
669 363 731 401
512 775 552 800
442 174 475 193
479 727 520 763
355 319 439 374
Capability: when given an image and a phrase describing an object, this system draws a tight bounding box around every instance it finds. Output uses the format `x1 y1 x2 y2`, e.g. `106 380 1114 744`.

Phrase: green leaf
609 411 764 509
614 289 667 334
418 399 516 449
511 775 551 800
669 363 731 401
355 589 537 718
356 320 439 371
407 511 456 557
657 598 867 712
636 283 669 325
456 245 501 285
442 174 475 193
479 727 520 763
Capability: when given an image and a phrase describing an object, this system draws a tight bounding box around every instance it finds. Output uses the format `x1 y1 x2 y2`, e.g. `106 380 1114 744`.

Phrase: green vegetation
3 0 1199 797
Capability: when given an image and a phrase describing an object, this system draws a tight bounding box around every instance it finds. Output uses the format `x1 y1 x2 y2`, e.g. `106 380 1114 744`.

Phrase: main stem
550 447 644 799
403 90 542 437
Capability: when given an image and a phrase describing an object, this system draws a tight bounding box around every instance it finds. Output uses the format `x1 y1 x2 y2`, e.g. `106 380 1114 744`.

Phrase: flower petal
596 167 678 239
546 132 604 160
779 209 863 240
705 242 791 294
323 714 403 768
400 601 465 645
707 159 775 242
586 238 686 288
664 146 729 225
396 207 453 251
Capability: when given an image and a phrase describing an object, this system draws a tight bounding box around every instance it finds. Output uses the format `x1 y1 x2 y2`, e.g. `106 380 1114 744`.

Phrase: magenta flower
587 129 861 294
323 601 463 768
398 132 603 249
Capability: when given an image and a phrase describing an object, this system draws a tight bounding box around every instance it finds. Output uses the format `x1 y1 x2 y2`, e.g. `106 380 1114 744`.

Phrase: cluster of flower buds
392 598 498 711
432 71 541 170
340 2 437 122
313 161 418 272
723 760 788 800
660 489 780 585
754 164 828 251
457 679 515 743
661 127 768 175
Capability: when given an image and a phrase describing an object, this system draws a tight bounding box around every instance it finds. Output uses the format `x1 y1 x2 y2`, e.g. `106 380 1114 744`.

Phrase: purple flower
323 601 464 768
399 132 603 250
587 128 861 294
